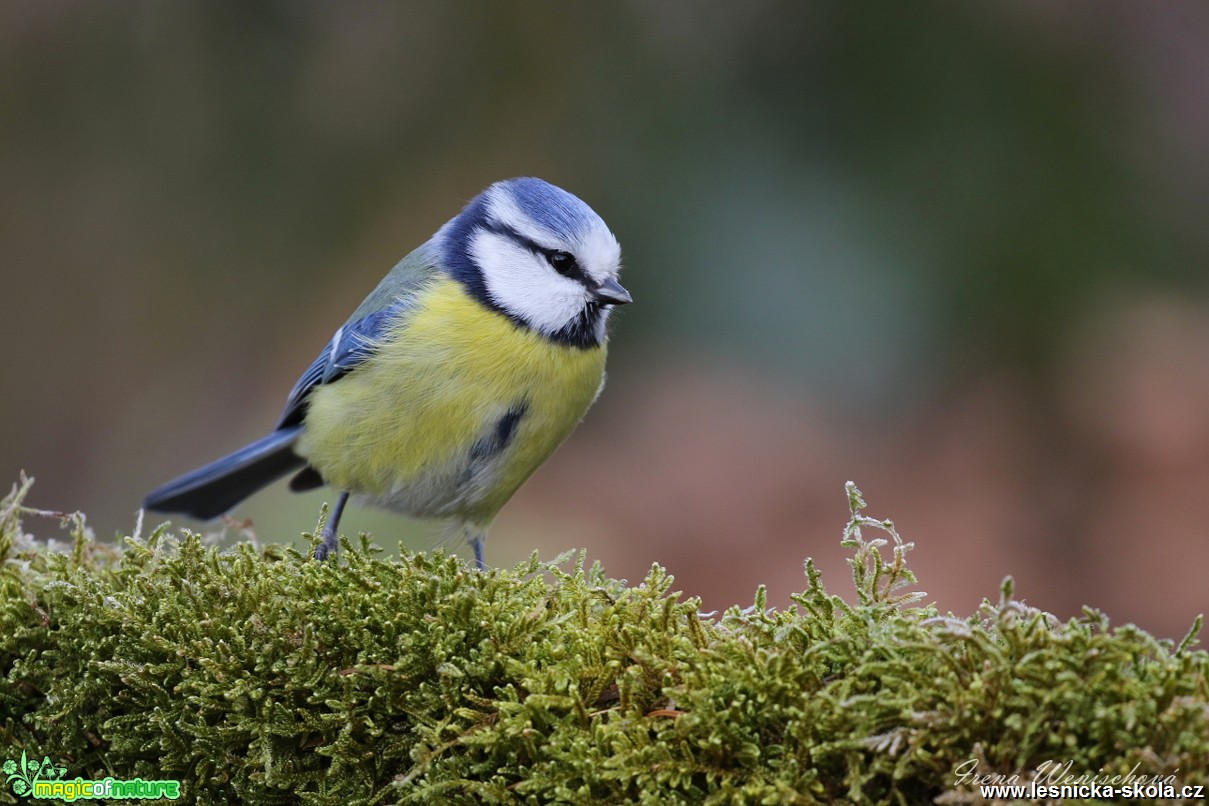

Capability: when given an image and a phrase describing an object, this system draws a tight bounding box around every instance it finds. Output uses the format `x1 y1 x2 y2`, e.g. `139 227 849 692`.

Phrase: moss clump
1 476 1206 804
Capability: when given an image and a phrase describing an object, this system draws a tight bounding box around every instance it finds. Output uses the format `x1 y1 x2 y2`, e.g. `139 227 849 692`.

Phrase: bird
144 177 630 569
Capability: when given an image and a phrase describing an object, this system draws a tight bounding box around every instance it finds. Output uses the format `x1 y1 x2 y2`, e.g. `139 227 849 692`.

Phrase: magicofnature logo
4 750 180 801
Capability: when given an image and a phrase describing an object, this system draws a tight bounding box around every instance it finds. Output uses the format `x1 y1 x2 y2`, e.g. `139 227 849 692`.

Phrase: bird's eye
546 251 578 276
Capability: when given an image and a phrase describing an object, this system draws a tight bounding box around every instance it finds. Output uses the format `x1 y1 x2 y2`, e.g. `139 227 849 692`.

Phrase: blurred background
3 2 1208 639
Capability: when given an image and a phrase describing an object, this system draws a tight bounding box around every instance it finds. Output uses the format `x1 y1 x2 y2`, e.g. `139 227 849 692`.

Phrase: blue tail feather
144 426 307 520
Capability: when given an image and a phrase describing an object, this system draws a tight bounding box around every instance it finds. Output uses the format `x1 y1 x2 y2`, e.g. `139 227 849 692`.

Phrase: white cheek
471 231 588 335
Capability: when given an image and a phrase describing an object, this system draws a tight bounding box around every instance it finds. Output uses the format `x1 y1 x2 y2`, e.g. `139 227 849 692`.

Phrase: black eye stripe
480 221 590 284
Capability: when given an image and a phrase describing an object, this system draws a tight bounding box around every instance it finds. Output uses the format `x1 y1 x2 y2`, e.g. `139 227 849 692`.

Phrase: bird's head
438 177 630 348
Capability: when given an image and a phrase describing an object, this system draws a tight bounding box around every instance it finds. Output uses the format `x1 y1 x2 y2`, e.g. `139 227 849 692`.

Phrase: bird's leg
315 491 349 561
469 532 486 572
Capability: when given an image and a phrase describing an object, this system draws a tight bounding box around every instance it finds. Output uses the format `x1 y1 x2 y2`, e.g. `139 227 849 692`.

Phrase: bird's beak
593 277 633 306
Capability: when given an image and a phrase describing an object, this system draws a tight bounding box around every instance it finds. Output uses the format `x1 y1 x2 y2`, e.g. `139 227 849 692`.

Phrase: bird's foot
313 491 350 561
314 528 339 561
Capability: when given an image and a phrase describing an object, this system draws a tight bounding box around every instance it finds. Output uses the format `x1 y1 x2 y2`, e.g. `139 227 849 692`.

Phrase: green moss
1 476 1205 804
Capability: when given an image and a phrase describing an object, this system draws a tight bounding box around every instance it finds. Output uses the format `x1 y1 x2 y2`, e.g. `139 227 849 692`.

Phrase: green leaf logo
4 750 65 796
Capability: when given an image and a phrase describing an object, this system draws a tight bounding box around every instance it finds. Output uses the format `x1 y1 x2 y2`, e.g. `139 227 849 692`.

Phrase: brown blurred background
3 3 1208 639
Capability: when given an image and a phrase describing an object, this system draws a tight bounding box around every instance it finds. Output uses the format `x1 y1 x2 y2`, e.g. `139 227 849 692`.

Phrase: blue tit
144 177 630 569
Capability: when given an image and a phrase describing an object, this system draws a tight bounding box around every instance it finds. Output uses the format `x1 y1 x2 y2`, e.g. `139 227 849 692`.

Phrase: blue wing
276 242 441 428
275 303 408 429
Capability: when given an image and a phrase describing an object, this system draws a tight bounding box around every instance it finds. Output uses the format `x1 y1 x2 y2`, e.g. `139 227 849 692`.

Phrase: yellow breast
295 276 607 524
